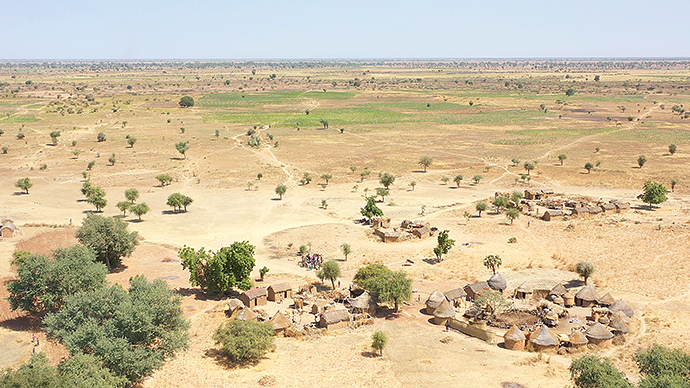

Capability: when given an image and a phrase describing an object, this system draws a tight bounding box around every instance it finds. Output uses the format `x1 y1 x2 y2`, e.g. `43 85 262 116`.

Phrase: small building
319 309 350 331
464 281 490 301
0 219 17 238
374 228 401 243
240 287 268 308
549 284 567 298
432 300 456 325
515 282 533 300
351 291 378 316
599 203 616 213
225 299 244 317
487 273 507 293
570 330 589 348
412 226 431 239
571 207 590 217
529 325 559 352
542 210 563 221
585 323 614 347
575 285 600 307
371 217 391 228
267 283 292 302
524 190 545 200
444 288 467 307
311 299 330 315
608 315 630 335
597 292 615 307
563 291 575 308
609 300 634 317
425 290 447 314
503 325 526 351
232 307 258 321
270 312 292 337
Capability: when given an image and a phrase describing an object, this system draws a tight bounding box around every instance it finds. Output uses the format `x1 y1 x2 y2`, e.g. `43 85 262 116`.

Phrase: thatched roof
585 323 613 340
268 283 291 293
321 309 350 324
465 281 490 294
351 292 377 311
611 311 629 323
570 331 589 346
241 287 267 300
487 273 507 291
608 316 630 334
432 300 456 319
550 284 567 296
233 308 257 321
516 282 533 293
530 325 559 347
426 290 447 309
597 292 615 306
270 312 292 330
609 300 634 317
504 325 526 341
227 299 243 312
575 285 600 302
444 288 466 301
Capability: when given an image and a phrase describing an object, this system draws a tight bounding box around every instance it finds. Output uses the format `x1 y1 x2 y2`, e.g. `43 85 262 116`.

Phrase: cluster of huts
495 190 631 222
541 199 630 221
1 218 18 238
372 217 437 243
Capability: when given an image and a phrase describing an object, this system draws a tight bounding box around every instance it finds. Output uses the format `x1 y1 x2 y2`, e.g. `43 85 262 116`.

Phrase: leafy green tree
213 320 274 363
634 345 690 385
671 178 678 192
493 196 509 211
97 132 106 142
179 96 195 107
318 260 341 289
0 353 60 387
565 88 575 96
483 254 502 274
511 190 523 203
87 160 96 170
44 276 189 383
376 187 390 202
15 177 32 194
569 355 631 388
418 155 433 172
76 213 139 270
50 130 61 145
179 241 256 293
441 176 450 185
511 158 521 167
86 185 107 212
127 137 137 148
353 264 389 288
353 264 412 312
175 141 190 159
259 266 269 280
474 289 512 318
6 246 107 315
638 180 668 209
156 173 174 186
409 181 417 191
505 208 520 224
167 193 191 212
275 184 287 200
130 202 150 221
257 172 263 180
125 188 139 203
453 174 464 187
300 171 313 185
371 330 388 356
638 155 648 168
57 353 128 388
319 118 329 129
379 173 395 189
669 144 677 155
321 173 332 185
476 201 488 217
1 146 7 154
433 230 455 261
585 162 594 173
524 162 535 175
360 196 383 222
117 201 131 216
558 154 567 165
576 261 595 284
473 174 483 185
341 243 351 260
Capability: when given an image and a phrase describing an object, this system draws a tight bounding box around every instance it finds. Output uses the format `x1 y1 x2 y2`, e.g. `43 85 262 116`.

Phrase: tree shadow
0 315 41 331
12 192 28 196
162 210 182 215
564 279 584 288
170 157 185 161
203 348 263 370
271 197 282 201
175 287 238 301
378 306 402 320
423 258 440 265
632 205 656 211
82 210 103 214
126 219 143 223
412 170 427 174
108 264 129 274
360 351 380 358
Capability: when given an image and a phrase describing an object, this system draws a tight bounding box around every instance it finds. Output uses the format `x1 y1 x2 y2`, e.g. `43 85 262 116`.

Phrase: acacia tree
127 137 137 148
638 155 647 168
524 162 535 175
50 131 60 145
179 241 256 292
638 180 667 209
175 141 190 159
275 184 287 200
214 320 274 363
117 201 131 216
317 260 341 289
433 230 455 261
376 187 390 202
476 201 488 217
360 196 383 223
671 178 678 192
130 203 150 221
454 174 464 187
379 173 395 189
558 154 567 165
473 174 483 185
371 330 388 356
418 156 433 172
75 214 139 270
505 208 520 224
669 144 677 155
576 261 595 284
341 243 351 260
321 173 332 185
585 162 594 173
483 254 502 274
86 186 108 212
15 177 32 194
125 188 140 203
156 173 174 186
179 96 195 107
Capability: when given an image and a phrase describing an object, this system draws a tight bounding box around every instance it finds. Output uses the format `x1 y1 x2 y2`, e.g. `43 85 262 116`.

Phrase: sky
2 0 689 60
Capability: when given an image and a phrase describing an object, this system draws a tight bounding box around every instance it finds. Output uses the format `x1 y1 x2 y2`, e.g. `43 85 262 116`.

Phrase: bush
179 96 195 107
371 330 388 356
213 320 275 363
576 261 595 284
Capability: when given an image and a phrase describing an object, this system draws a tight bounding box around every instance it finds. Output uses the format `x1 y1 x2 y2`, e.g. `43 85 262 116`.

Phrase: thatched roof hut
270 312 292 336
597 292 615 307
570 331 589 348
585 323 614 347
550 284 567 297
319 309 350 331
608 316 630 334
575 285 600 307
515 282 534 299
609 300 634 317
487 273 507 292
464 281 490 300
351 291 377 316
233 307 258 321
503 325 526 351
225 299 244 317
529 325 559 351
444 288 466 307
432 300 456 324
425 290 447 314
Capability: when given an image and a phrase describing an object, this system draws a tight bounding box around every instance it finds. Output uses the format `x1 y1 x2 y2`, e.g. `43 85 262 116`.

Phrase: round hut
609 300 634 317
504 325 526 351
570 330 589 348
233 307 258 321
608 315 630 335
585 322 614 347
529 325 559 352
549 284 567 298
563 291 575 308
515 282 533 300
575 285 600 307
351 291 378 317
225 299 244 317
425 290 447 314
597 292 615 307
270 312 292 337
487 273 507 293
432 300 456 325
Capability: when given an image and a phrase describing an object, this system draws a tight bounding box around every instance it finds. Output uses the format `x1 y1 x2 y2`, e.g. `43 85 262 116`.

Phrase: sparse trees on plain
433 230 455 261
558 154 567 165
179 241 256 292
441 176 450 185
371 330 388 356
130 203 150 221
511 157 520 167
511 190 523 203
15 177 32 193
473 174 483 185
117 201 131 216
50 130 60 145
275 184 287 200
638 155 647 168
341 243 351 260
379 173 395 189
179 96 195 107
505 208 520 224
669 144 677 155
301 172 313 185
156 173 174 186
671 178 678 192
97 132 106 142
483 254 502 274
213 320 274 363
317 260 341 289
418 155 433 172
638 180 667 209
125 188 140 203
128 137 137 148
476 201 488 217
86 186 107 212
493 196 509 211
175 141 190 159
167 193 193 212
409 181 417 191
321 173 332 185
454 174 464 187
360 196 383 222
585 162 594 173
376 187 390 202
576 261 595 284
524 162 535 175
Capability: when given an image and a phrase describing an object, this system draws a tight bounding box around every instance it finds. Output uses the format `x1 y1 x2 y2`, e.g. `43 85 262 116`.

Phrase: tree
669 144 677 155
181 194 193 211
1 146 7 154
213 320 274 363
570 355 631 388
473 174 483 185
321 173 332 185
128 137 137 148
175 141 190 159
130 202 150 221
558 154 567 165
275 184 287 200
179 241 256 293
340 243 351 261
638 155 647 168
441 176 450 185
317 260 341 289
638 181 668 209
524 162 535 175
360 196 383 222
453 174 464 187
14 177 32 194
511 157 521 167
43 276 189 383
97 132 106 142
483 254 502 274
50 130 61 145
156 173 174 186
259 266 269 280
505 208 520 224
179 96 195 107
493 196 509 211
86 185 107 212
511 190 523 203
371 330 388 356
634 345 690 385
476 201 488 217
379 173 395 189
671 178 678 192
433 230 455 261
257 172 263 180
585 162 594 173
6 246 107 315
474 289 512 318
76 213 139 270
576 261 595 284
374 270 412 312
117 201 131 216
376 187 390 202
125 188 139 203
565 88 575 96
418 156 433 172
300 171 313 185
409 181 416 191
319 118 329 129
87 160 96 170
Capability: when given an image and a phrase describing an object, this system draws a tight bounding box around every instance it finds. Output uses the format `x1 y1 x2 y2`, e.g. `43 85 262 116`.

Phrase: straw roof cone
550 284 567 296
597 292 615 306
488 272 507 291
570 331 589 347
609 300 634 317
516 282 533 293
585 323 614 340
426 290 447 310
233 308 258 321
433 300 456 319
611 311 630 323
576 285 600 302
504 325 526 342
608 316 630 334
270 312 292 330
352 291 378 311
530 325 559 347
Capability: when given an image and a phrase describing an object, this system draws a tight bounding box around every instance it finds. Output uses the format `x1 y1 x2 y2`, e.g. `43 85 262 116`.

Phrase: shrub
371 330 388 356
213 320 275 363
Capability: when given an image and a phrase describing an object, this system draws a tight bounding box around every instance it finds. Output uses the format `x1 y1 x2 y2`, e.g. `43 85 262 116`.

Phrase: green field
0 114 40 123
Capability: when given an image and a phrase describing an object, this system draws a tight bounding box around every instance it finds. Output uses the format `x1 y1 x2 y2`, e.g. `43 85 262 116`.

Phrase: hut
0 219 17 238
270 312 292 337
267 283 292 302
575 285 600 307
319 309 350 331
529 325 559 352
549 284 567 298
542 210 563 221
563 291 575 308
571 207 590 217
588 206 602 215
597 292 615 307
225 299 244 317
608 315 630 335
425 290 447 314
585 323 614 347
570 330 589 348
311 299 329 315
374 228 401 243
432 300 456 325
609 300 634 317
524 190 545 200
515 282 534 300
240 287 268 308
444 288 467 308
599 203 616 213
371 217 391 228
488 273 507 293
412 226 431 239
351 291 378 316
464 281 490 301
232 307 258 321
503 325 527 351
